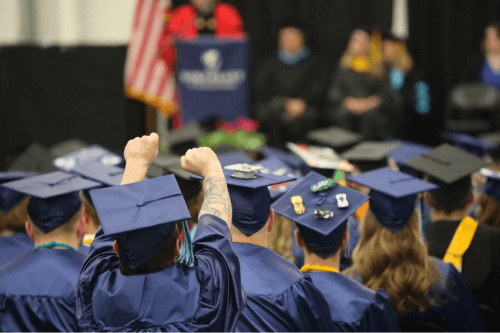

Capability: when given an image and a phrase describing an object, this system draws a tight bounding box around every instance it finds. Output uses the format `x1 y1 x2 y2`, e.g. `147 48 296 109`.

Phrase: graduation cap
389 141 433 165
348 167 437 232
89 174 192 269
307 127 362 152
7 142 58 173
441 131 498 158
405 144 486 210
341 141 400 172
70 160 124 187
53 144 123 173
193 165 296 236
216 151 253 168
2 172 101 233
272 171 369 259
252 156 302 202
479 168 500 203
261 145 306 170
0 171 38 212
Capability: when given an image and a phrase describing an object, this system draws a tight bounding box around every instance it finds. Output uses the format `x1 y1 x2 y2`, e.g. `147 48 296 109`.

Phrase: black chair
444 82 500 134
478 304 499 332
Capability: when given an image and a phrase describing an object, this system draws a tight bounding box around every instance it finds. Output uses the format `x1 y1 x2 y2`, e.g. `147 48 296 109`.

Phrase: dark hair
297 226 346 260
118 222 182 276
478 194 500 229
426 176 472 215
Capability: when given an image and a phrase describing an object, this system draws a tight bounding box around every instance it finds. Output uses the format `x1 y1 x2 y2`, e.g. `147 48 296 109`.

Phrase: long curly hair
478 194 500 229
352 209 437 315
268 213 294 263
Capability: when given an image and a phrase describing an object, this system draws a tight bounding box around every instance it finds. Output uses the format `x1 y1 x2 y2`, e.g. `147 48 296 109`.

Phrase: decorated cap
2 172 101 233
441 131 498 158
480 168 500 204
0 172 38 212
252 156 302 202
272 171 369 259
348 167 438 232
307 126 362 152
192 165 297 236
89 174 191 269
53 144 123 173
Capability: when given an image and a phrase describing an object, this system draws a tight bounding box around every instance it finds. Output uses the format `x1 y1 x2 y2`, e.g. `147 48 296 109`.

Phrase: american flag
124 0 177 118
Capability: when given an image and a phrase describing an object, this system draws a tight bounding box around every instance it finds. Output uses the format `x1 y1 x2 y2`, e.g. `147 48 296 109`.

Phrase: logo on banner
179 48 246 91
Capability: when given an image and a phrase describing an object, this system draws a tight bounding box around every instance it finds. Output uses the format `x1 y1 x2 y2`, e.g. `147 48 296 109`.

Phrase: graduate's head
191 0 217 11
267 213 295 262
272 171 369 260
484 23 500 55
89 174 192 276
25 193 85 242
80 189 101 235
278 19 308 54
0 172 38 234
221 164 296 238
475 169 500 229
403 144 487 216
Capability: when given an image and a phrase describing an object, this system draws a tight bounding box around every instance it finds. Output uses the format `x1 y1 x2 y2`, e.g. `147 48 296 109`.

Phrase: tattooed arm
181 147 232 227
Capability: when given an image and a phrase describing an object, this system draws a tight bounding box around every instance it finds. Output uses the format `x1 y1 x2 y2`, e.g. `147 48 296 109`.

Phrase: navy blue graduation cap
71 160 124 187
89 174 192 269
253 156 302 202
2 172 101 233
193 164 297 236
216 151 253 168
53 144 123 172
348 167 438 232
272 171 369 259
441 132 498 158
261 145 306 170
389 141 432 165
0 172 38 212
480 169 500 204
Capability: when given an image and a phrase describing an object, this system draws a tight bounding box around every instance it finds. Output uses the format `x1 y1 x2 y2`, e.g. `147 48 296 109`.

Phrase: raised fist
123 133 159 167
181 147 222 178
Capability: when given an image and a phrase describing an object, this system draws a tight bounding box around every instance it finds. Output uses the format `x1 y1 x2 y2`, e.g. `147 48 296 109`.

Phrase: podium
176 36 249 123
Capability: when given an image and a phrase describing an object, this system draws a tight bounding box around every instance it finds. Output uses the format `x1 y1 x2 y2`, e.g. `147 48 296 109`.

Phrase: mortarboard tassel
177 220 195 267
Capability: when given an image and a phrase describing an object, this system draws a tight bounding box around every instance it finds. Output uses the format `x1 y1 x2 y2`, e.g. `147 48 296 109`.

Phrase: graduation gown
307 271 400 332
398 258 485 332
233 243 335 332
76 214 245 332
427 220 500 330
0 249 87 332
0 232 33 267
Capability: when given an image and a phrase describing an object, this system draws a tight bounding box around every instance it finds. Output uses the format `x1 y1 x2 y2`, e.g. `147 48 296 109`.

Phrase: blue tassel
177 220 195 267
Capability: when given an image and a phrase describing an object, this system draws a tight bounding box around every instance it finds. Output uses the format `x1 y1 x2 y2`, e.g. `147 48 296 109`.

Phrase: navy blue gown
307 271 400 331
233 243 335 332
76 214 246 332
0 249 87 331
398 258 485 332
0 232 33 267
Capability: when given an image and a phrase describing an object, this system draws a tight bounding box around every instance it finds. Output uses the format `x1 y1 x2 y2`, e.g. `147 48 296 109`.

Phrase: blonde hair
80 193 100 234
387 39 413 73
340 29 385 79
0 196 30 233
352 210 437 315
478 194 500 229
268 214 294 263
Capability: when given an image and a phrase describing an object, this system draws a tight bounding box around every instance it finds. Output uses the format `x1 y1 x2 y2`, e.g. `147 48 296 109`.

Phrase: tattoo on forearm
199 176 232 222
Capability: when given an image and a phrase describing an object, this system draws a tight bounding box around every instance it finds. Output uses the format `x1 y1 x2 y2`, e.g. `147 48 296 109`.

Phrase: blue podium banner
176 36 249 123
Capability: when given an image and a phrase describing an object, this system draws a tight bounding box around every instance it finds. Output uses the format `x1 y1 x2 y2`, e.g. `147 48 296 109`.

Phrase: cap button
136 201 145 207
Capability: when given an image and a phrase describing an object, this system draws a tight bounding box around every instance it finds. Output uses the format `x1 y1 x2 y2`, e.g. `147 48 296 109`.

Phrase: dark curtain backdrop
408 0 500 144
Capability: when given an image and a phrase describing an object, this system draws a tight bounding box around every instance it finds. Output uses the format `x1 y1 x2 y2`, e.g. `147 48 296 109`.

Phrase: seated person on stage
254 19 328 149
272 171 400 332
326 28 394 140
76 134 245 331
345 167 485 332
405 145 500 331
0 172 35 267
0 174 92 332
382 32 432 144
206 164 334 332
